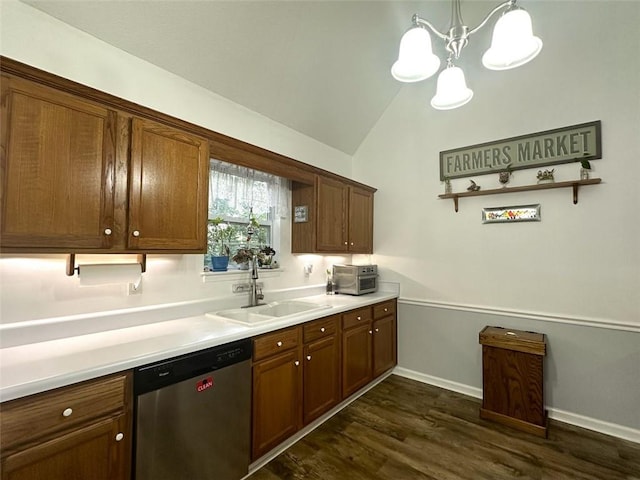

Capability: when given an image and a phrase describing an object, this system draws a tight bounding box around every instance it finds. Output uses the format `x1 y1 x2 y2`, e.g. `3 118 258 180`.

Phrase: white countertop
0 289 398 402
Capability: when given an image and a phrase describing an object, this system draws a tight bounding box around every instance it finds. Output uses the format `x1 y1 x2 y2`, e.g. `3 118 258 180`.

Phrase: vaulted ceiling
24 1 505 155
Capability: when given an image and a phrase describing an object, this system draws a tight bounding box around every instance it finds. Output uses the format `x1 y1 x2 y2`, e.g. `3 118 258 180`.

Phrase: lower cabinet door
1 414 130 480
252 349 302 460
342 323 372 399
303 335 340 425
373 315 397 378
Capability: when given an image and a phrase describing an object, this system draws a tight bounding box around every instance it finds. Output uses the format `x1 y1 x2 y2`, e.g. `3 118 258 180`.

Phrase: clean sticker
197 377 213 392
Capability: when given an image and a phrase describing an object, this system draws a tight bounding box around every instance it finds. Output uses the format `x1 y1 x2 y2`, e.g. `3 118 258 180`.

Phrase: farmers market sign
439 121 601 180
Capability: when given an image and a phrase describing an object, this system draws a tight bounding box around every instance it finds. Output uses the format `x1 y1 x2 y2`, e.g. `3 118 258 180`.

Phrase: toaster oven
333 264 378 295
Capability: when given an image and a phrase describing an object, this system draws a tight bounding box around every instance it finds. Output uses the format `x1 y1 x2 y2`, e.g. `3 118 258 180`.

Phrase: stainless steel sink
206 300 331 325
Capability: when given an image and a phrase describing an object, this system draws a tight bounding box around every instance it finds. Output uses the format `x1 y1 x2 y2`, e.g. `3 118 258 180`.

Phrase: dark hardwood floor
248 375 640 480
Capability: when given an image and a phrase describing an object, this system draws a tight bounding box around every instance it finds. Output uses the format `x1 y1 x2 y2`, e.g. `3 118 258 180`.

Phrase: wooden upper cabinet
316 176 348 252
0 73 209 253
0 75 116 250
348 186 374 254
127 118 208 251
291 175 374 254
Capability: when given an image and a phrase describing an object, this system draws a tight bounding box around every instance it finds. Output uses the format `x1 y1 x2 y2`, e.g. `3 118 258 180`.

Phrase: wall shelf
438 178 602 212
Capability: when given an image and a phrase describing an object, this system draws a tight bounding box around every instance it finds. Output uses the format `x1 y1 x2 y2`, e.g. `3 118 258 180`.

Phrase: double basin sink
206 300 332 326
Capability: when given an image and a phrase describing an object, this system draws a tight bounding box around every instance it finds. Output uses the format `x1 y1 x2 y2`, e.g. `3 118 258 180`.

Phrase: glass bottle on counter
326 270 335 295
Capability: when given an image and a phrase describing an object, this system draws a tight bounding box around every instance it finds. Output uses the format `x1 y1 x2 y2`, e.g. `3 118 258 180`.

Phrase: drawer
373 300 396 319
0 372 129 451
303 315 339 343
254 326 300 361
342 307 372 330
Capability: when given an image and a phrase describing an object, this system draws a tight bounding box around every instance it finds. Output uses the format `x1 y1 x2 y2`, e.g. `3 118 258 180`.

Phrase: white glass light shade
430 66 474 110
482 9 542 70
391 27 440 82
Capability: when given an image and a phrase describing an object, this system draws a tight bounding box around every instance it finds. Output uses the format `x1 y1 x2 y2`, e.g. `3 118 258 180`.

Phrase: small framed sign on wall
294 205 308 223
482 204 541 224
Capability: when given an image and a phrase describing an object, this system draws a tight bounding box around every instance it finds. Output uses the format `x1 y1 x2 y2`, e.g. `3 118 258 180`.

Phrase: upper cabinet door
128 118 209 251
348 186 374 254
0 75 116 250
315 176 348 252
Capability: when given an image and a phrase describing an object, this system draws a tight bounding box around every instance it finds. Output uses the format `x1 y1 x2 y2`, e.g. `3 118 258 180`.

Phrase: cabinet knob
350 242 354 246
384 308 388 312
344 241 348 245
115 433 124 442
132 230 140 237
62 408 73 417
375 328 380 333
306 355 312 361
369 330 373 335
277 341 283 347
320 327 325 333
357 316 361 321
104 228 112 236
294 360 300 366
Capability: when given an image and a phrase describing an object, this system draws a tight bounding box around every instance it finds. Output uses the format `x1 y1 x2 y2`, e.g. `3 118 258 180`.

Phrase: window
206 159 289 269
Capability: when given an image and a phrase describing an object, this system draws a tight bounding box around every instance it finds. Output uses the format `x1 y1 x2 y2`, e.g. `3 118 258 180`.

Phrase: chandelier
391 0 542 110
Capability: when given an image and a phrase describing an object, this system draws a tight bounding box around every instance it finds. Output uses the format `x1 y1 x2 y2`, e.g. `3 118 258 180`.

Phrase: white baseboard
393 367 640 444
547 407 640 444
394 367 483 399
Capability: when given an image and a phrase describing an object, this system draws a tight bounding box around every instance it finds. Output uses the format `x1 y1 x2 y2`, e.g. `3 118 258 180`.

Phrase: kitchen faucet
247 254 265 308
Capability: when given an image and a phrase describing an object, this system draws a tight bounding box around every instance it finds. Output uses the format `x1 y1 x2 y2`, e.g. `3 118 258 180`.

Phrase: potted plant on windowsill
208 217 236 271
258 246 276 268
232 248 265 270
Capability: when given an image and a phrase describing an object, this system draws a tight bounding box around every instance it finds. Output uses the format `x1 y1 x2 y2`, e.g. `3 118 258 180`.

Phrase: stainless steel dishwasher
134 338 252 480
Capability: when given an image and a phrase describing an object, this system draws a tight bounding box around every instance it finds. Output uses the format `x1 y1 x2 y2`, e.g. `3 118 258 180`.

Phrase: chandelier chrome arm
412 14 448 41
468 0 516 36
413 0 517 59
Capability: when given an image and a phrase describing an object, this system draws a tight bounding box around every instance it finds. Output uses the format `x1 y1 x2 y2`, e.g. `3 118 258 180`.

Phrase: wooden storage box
479 326 548 437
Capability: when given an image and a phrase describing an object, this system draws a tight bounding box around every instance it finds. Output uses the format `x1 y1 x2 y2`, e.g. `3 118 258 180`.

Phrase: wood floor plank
249 375 640 480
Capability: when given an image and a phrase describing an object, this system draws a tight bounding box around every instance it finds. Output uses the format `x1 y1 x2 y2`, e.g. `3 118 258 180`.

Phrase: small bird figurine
467 180 481 191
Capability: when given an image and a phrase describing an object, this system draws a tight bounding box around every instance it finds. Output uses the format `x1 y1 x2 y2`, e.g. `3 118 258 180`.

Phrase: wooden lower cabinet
342 322 373 398
252 315 342 460
2 415 129 480
373 314 397 378
252 327 303 460
342 300 398 398
0 372 132 480
302 316 341 425
252 301 396 461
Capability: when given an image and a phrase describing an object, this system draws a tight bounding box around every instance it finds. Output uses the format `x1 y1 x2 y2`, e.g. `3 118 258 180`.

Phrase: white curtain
208 159 290 221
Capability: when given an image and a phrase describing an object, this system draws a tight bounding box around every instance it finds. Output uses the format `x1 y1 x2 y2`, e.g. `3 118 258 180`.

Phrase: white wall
0 1 350 324
353 1 640 436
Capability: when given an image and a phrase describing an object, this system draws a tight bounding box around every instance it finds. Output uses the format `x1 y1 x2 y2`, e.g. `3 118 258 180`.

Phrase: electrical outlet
232 282 263 293
304 264 313 276
232 283 250 293
128 281 142 295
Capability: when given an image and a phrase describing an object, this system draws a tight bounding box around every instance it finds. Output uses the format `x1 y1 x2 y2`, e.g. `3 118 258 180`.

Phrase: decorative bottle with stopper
326 269 335 295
